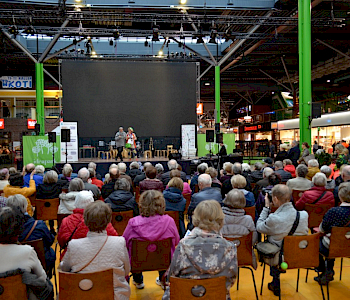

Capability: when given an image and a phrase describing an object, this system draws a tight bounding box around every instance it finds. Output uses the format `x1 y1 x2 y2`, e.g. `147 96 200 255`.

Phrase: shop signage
0 76 32 89
243 122 271 133
0 119 4 129
27 119 37 129
196 103 203 115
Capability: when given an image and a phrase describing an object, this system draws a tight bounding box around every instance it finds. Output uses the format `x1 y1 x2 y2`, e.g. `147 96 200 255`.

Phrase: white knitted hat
74 190 94 209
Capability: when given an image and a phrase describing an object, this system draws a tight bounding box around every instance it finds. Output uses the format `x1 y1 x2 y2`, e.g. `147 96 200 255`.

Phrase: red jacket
295 186 335 211
57 208 118 258
91 177 103 190
284 165 296 178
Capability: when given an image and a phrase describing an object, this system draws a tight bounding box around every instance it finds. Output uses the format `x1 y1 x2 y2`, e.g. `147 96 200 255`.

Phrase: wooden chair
130 238 171 273
62 188 69 193
35 198 60 221
144 150 152 159
134 186 140 203
183 193 191 216
166 145 173 157
111 210 134 235
0 273 27 299
250 182 256 190
225 232 258 300
28 192 37 207
165 211 180 233
244 206 256 221
304 203 333 230
23 238 47 270
58 268 114 300
57 213 70 229
292 190 305 203
169 276 227 300
194 184 199 193
260 233 325 300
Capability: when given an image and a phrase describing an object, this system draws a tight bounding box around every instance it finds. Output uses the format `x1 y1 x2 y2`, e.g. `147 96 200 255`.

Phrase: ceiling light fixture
180 0 187 4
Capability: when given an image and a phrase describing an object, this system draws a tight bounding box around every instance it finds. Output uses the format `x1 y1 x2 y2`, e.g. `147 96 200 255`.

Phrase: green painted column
298 0 312 146
215 65 220 124
35 63 45 135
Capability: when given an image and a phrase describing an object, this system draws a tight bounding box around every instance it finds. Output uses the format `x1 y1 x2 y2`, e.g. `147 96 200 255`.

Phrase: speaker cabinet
312 102 322 119
48 132 56 143
216 133 223 144
206 130 214 143
61 129 71 142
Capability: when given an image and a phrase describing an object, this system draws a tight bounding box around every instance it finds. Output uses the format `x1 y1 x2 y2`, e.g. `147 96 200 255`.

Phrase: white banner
0 76 32 88
181 124 196 158
59 122 79 162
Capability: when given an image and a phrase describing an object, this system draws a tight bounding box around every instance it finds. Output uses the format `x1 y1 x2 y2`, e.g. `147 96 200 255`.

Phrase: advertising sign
0 119 4 129
27 119 37 129
0 76 32 88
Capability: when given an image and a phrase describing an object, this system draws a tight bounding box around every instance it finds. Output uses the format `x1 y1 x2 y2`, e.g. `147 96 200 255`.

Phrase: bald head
109 167 120 182
26 163 35 173
272 184 292 205
342 165 350 181
198 173 212 190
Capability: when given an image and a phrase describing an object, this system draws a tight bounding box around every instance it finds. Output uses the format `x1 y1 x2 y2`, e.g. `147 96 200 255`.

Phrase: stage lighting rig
196 35 204 44
113 29 120 40
23 26 35 35
152 25 160 42
8 26 18 37
208 29 218 44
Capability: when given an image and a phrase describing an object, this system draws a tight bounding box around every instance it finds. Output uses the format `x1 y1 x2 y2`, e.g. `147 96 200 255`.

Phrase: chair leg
260 263 266 296
326 280 329 300
306 268 309 283
236 267 240 290
316 270 326 300
340 258 343 281
242 266 259 300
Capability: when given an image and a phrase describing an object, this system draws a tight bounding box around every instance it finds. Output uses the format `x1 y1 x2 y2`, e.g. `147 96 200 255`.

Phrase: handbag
125 143 131 149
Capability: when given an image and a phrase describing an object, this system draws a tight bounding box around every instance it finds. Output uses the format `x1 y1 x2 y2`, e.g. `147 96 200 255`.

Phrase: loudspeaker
169 152 182 160
215 123 220 133
34 123 40 134
48 132 56 143
216 133 223 144
312 102 322 119
206 130 214 143
61 129 71 142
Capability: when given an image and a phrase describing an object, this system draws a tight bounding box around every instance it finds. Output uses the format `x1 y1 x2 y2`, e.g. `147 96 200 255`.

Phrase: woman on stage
126 127 137 159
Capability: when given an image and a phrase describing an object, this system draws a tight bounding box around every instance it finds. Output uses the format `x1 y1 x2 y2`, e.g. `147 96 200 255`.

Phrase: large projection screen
62 61 197 138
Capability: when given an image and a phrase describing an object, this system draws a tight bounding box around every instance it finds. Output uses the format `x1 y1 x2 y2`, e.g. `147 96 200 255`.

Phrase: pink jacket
295 186 335 211
123 214 180 260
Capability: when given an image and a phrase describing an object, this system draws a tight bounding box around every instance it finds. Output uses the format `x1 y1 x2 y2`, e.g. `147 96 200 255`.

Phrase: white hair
35 165 45 174
263 167 274 178
280 144 288 150
118 162 127 173
78 167 90 182
109 163 118 170
308 159 319 168
167 159 178 170
7 194 28 214
242 163 251 172
155 163 164 173
197 163 208 174
198 173 212 187
130 161 139 169
88 162 97 170
62 164 73 177
312 172 327 187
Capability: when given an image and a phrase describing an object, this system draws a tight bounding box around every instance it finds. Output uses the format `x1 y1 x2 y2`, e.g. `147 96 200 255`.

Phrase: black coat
101 181 116 199
288 146 301 166
128 169 142 182
161 170 187 186
36 183 62 199
105 190 139 216
274 150 288 162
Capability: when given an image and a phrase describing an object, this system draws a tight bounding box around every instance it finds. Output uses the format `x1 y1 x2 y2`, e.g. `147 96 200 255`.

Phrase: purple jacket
123 214 180 260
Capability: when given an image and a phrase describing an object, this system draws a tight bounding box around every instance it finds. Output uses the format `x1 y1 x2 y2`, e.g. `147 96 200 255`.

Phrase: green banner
23 136 61 168
197 133 235 157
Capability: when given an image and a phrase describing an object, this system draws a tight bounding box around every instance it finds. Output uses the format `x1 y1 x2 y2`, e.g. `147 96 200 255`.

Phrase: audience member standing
126 127 137 159
115 126 127 162
287 140 300 167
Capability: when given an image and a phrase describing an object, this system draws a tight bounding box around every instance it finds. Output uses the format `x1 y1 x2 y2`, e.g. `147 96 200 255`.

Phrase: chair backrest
283 233 320 269
35 198 60 220
131 238 172 273
165 211 180 232
328 227 350 259
183 193 191 215
62 188 69 193
169 276 226 300
0 273 27 299
22 238 47 270
292 190 304 203
194 184 199 193
57 213 70 229
28 192 37 207
58 268 114 300
225 232 253 267
111 210 134 235
304 203 333 228
243 206 255 221
135 186 140 203
250 182 256 190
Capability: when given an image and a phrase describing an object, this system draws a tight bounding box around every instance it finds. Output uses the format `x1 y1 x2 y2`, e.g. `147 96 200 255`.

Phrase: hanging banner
23 136 61 168
0 76 32 89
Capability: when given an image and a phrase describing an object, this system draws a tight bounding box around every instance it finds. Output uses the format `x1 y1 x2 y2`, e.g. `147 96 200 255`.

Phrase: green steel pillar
35 63 45 136
215 65 220 153
298 0 312 146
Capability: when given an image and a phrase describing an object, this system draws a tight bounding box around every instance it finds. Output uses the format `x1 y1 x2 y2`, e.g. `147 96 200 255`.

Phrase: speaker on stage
206 130 214 143
35 123 40 135
169 152 182 160
216 133 223 144
312 102 322 119
61 129 71 142
48 132 56 143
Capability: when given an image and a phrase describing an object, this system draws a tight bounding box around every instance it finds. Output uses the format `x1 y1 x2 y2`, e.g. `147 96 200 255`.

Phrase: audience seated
0 206 53 299
169 170 191 194
0 168 9 190
231 175 255 207
314 182 350 285
88 161 102 180
155 163 164 180
78 167 101 200
242 163 252 179
123 190 180 289
220 162 234 183
320 165 336 190
127 161 142 182
34 165 45 178
139 166 164 193
163 177 186 238
295 172 335 211
190 163 208 193
162 200 237 300
105 178 139 216
134 162 152 186
286 164 312 191
0 195 7 208
256 185 308 296
7 195 55 279
250 162 263 183
58 191 117 258
102 166 120 199
8 167 17 175
4 171 35 216
58 178 85 214
287 140 301 167
206 167 222 189
283 159 296 178
118 163 133 187
161 159 187 186
274 144 289 162
88 167 103 190
60 201 130 300
334 165 350 206
306 159 321 181
58 163 78 180
23 163 43 187
57 164 73 189
36 170 62 199
274 161 292 182
253 167 274 199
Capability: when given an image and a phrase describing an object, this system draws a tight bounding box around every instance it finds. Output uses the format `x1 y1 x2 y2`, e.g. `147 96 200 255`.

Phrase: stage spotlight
23 26 35 35
144 39 149 47
113 30 120 40
8 26 18 36
208 29 218 44
180 0 187 4
91 51 96 55
152 26 160 42
196 35 204 44
158 50 163 56
109 39 114 46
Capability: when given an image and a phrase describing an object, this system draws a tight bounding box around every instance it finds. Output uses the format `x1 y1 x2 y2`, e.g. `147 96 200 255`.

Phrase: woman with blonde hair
162 200 237 300
334 144 349 171
125 127 137 159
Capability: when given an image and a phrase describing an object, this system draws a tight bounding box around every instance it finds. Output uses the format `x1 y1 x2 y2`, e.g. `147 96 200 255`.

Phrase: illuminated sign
0 119 4 129
196 103 203 115
241 122 271 133
27 119 37 129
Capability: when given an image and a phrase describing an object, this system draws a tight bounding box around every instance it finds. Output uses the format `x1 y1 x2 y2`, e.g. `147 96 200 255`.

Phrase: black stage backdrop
62 61 197 139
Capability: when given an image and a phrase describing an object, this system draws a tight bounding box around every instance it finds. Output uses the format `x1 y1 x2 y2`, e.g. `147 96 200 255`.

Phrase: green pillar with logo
298 0 312 146
35 63 45 136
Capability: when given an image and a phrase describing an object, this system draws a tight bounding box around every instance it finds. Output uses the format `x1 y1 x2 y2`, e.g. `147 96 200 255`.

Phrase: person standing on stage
126 127 137 159
115 127 127 162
